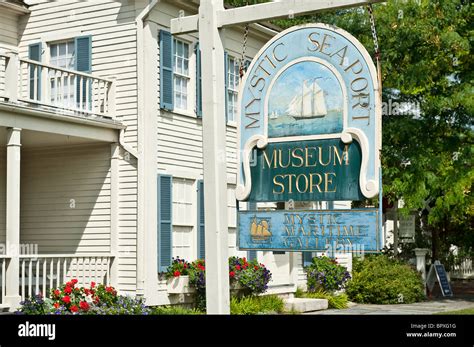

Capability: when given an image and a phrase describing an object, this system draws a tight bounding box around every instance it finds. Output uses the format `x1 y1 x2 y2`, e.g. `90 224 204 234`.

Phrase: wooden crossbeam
171 0 385 34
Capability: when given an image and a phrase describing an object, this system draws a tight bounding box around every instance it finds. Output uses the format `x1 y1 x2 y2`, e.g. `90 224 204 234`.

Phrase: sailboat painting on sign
249 215 272 244
268 60 343 137
287 78 327 119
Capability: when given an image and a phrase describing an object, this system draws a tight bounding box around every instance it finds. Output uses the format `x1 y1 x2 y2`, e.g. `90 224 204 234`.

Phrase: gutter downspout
135 0 159 301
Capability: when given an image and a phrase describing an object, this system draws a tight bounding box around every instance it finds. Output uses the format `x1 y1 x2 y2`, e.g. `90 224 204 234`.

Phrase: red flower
70 305 79 313
229 271 235 278
254 266 259 270
106 286 113 293
243 257 247 262
93 296 100 304
173 270 181 277
62 295 71 304
71 279 78 285
184 264 187 269
235 265 241 271
64 286 72 294
53 302 60 309
84 288 90 295
79 301 90 311
53 289 60 297
90 281 96 288
242 264 248 269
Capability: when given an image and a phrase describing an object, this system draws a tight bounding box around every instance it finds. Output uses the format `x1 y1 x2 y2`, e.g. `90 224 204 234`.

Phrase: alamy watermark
382 98 421 117
0 242 39 257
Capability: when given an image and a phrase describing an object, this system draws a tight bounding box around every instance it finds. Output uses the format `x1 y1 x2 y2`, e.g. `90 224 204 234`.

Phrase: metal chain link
239 23 250 78
367 3 383 103
367 4 380 59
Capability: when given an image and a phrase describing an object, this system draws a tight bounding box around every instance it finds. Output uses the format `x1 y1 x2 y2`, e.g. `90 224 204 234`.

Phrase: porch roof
0 101 124 144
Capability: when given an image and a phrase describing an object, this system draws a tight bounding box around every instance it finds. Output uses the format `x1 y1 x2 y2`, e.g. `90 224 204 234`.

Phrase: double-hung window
226 55 239 123
173 39 190 111
49 40 76 107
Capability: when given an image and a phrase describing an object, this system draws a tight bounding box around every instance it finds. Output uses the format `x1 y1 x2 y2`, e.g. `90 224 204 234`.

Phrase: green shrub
230 295 284 315
346 255 425 304
295 288 349 309
150 305 203 315
305 256 351 292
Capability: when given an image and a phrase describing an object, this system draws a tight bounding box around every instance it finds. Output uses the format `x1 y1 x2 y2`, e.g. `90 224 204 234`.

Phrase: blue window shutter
74 36 92 110
224 52 229 122
195 42 202 117
197 180 205 259
74 36 92 73
158 174 173 272
28 42 42 100
247 202 257 261
160 30 174 111
303 252 313 267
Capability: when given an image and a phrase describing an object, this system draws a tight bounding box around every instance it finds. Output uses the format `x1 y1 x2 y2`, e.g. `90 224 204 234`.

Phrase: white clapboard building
0 0 352 311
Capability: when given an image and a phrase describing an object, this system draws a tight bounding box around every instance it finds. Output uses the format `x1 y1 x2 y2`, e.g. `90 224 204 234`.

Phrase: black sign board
434 263 453 297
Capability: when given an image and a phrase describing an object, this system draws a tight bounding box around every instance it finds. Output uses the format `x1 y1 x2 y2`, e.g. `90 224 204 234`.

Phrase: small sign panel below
238 209 379 253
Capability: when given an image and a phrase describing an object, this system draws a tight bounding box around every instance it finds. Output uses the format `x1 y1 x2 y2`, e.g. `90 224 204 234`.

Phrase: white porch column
5 127 21 308
414 248 429 294
110 143 119 287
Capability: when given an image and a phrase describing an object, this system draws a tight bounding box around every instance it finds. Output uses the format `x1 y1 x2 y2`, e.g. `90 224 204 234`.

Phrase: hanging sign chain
367 3 382 99
239 23 250 79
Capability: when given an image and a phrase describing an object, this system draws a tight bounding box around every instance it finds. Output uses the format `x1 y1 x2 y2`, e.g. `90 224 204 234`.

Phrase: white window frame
48 39 76 108
173 38 191 113
226 55 240 125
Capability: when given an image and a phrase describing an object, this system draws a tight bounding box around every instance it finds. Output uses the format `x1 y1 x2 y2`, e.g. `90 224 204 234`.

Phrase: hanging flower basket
167 276 195 294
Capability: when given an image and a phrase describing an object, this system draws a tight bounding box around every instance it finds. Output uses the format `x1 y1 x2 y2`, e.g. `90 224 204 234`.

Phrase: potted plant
165 257 195 294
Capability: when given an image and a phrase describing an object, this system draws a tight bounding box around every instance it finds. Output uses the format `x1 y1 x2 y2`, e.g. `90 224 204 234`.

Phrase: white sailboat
286 78 327 119
269 111 278 119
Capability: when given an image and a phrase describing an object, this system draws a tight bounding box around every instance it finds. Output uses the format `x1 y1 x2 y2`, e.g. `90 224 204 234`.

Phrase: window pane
58 43 66 56
50 44 57 59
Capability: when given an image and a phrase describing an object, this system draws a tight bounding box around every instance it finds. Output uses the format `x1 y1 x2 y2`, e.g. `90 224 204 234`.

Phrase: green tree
228 0 473 265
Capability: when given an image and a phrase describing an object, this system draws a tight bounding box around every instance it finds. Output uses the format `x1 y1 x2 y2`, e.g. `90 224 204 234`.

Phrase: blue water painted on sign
238 209 379 253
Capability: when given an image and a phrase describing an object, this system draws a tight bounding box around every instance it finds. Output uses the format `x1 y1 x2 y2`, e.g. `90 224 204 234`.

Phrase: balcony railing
0 52 115 119
17 254 114 301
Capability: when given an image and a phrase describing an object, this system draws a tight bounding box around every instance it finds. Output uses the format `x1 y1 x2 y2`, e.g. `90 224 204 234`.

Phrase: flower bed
304 256 351 293
16 279 149 315
163 256 273 311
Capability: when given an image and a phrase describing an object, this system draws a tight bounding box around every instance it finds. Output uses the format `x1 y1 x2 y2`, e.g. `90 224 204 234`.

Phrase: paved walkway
306 297 474 315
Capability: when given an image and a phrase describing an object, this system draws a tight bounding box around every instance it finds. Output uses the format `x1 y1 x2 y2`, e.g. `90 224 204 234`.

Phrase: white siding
17 0 142 294
20 144 111 254
0 11 19 48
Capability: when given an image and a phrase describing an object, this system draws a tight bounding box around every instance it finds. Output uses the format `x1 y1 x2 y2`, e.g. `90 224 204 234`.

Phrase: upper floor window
49 40 76 107
227 55 239 122
173 39 190 110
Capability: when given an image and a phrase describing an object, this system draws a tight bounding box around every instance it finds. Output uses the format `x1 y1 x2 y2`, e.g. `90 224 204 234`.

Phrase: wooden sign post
171 0 384 314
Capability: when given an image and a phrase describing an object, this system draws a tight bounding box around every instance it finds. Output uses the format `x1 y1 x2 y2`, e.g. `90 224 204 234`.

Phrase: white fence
19 254 114 300
0 256 7 305
451 258 474 279
0 52 115 118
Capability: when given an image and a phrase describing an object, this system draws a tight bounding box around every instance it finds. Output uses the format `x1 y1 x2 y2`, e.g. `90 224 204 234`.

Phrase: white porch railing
19 254 114 300
0 256 8 305
451 258 474 279
0 52 115 119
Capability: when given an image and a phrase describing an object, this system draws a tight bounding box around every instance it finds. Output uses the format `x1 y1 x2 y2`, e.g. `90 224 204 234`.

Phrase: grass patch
295 287 349 309
149 305 203 315
435 308 474 315
230 295 284 315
